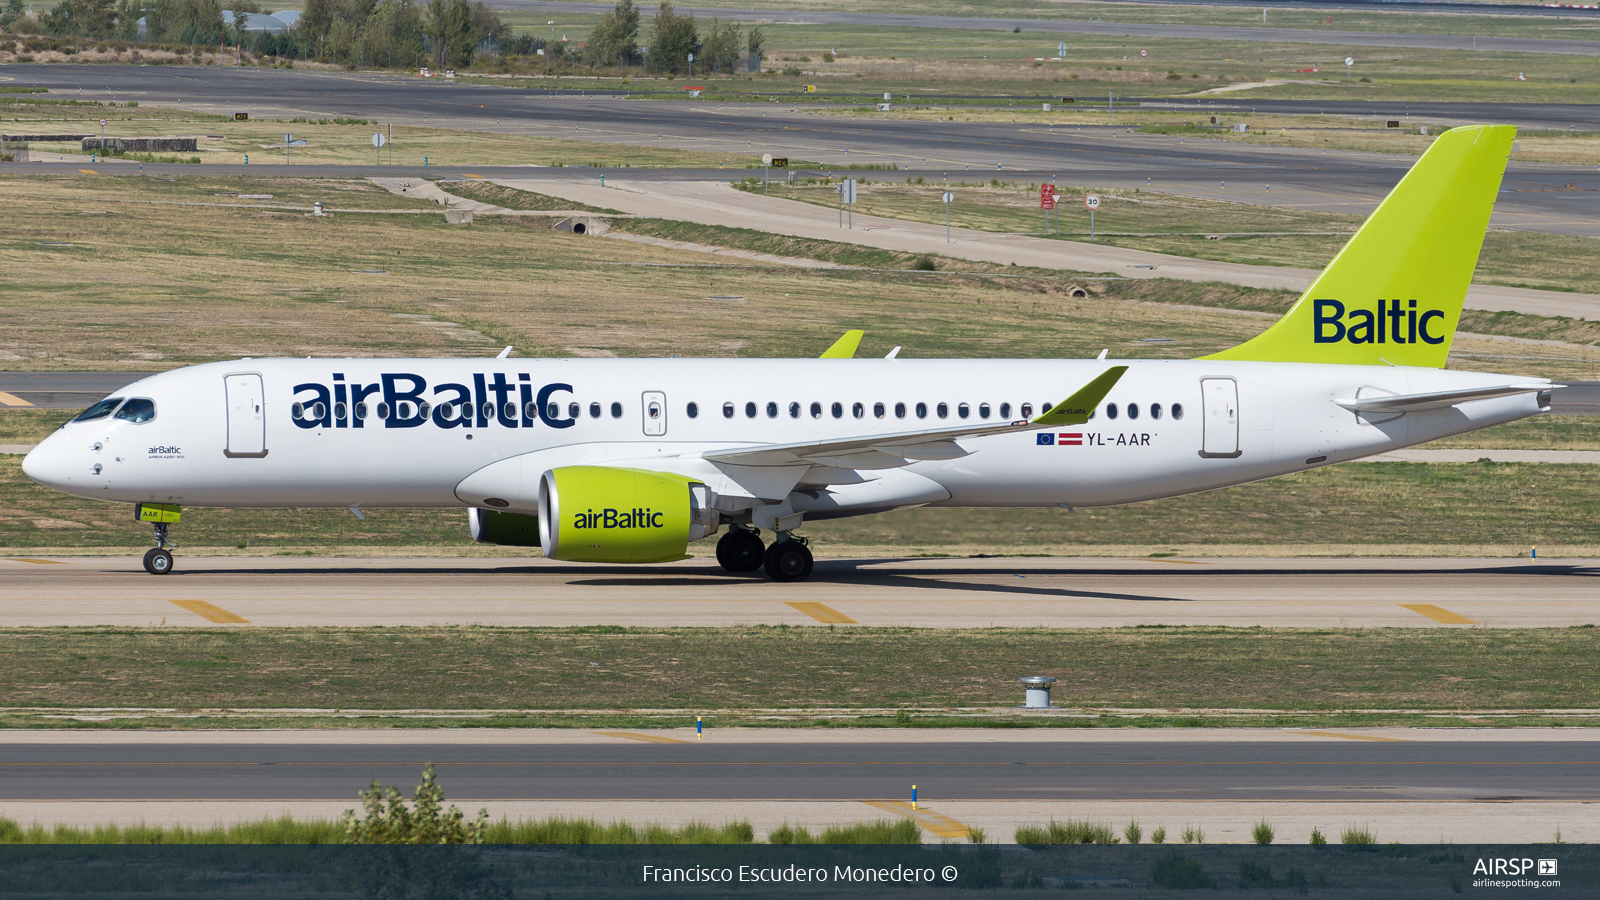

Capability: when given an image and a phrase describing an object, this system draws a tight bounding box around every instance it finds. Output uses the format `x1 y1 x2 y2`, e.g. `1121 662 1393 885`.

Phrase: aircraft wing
703 367 1126 469
1334 383 1557 413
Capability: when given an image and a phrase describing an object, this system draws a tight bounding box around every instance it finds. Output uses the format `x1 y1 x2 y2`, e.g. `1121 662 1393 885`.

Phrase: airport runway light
912 785 918 809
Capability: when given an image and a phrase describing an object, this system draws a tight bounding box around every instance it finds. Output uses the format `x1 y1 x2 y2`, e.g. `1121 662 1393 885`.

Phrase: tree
42 0 122 38
698 17 739 74
747 25 764 70
586 0 639 67
424 0 474 68
2 0 30 30
648 1 696 75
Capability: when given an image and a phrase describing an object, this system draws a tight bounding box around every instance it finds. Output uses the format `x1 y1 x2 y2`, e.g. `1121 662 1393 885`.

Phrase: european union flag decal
1036 433 1055 445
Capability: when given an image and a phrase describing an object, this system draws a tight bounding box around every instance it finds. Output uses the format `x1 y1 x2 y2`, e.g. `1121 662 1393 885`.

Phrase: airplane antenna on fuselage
1096 349 1108 360
496 346 513 359
886 346 901 359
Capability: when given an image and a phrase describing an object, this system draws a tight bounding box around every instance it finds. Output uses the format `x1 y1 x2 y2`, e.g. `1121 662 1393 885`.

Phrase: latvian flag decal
1059 433 1083 445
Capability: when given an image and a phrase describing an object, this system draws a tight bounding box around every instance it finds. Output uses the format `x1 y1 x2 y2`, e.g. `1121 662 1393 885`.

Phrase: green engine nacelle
538 466 718 563
468 508 542 547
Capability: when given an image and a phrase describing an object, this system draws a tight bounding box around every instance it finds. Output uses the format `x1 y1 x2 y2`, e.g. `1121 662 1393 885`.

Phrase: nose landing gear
135 503 181 575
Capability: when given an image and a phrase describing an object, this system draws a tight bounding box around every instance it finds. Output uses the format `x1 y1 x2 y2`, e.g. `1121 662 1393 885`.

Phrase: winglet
1031 366 1127 426
820 330 864 359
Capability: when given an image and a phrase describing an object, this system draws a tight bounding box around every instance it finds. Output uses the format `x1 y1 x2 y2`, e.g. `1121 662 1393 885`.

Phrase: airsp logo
1313 299 1446 346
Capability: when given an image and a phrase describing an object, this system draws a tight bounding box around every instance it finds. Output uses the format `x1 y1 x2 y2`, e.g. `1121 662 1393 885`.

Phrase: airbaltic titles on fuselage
290 373 577 430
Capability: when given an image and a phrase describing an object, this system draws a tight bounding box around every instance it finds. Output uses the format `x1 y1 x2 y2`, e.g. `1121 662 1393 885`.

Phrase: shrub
781 65 801 76
1151 826 1166 844
1341 825 1376 845
342 764 488 844
1166 70 1180 80
768 819 920 844
1310 827 1327 845
1150 852 1215 889
1123 821 1143 844
1181 824 1204 844
966 826 987 844
910 257 936 271
821 51 834 62
1015 819 1117 845
1252 819 1275 845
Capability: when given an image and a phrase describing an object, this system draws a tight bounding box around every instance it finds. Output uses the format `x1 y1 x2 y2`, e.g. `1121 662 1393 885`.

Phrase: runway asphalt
8 66 1599 238
3 556 1596 628
1 729 1593 842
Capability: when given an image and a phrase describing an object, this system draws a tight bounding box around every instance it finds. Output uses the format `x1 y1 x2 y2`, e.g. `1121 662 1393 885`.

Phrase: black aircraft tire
764 541 813 583
143 548 174 575
717 530 766 573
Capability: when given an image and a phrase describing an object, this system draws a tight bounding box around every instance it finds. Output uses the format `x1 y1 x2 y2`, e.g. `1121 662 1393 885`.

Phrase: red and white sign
98 118 107 127
1039 184 1057 210
1139 49 1148 58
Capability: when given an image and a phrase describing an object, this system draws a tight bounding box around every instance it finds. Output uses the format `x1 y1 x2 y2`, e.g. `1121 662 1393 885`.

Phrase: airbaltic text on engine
574 508 666 529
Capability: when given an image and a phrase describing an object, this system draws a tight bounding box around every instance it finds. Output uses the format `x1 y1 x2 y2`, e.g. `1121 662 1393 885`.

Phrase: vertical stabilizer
1203 124 1514 367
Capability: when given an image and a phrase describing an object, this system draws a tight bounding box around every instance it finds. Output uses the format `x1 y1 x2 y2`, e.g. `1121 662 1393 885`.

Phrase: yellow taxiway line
591 732 690 745
1400 603 1477 625
786 601 858 624
167 600 251 624
862 800 973 839
1291 731 1411 743
0 391 34 407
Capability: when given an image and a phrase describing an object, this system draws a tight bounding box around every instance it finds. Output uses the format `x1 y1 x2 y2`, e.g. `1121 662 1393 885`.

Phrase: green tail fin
820 330 864 359
1203 124 1514 368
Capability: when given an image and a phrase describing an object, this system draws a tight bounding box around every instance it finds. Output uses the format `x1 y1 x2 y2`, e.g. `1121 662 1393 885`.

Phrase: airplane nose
22 437 60 487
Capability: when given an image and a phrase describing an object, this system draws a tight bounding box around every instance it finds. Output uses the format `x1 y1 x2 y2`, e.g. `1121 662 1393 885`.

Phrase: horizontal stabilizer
1334 383 1557 413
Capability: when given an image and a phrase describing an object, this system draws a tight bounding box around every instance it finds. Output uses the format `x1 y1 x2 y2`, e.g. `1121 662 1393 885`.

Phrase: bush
1123 821 1142 844
1252 819 1275 845
910 257 936 271
1150 826 1166 844
1310 827 1327 845
342 764 488 844
966 826 987 844
1181 824 1204 844
487 817 752 844
1341 825 1376 845
1150 852 1215 889
1015 819 1117 845
768 819 921 844
821 51 834 62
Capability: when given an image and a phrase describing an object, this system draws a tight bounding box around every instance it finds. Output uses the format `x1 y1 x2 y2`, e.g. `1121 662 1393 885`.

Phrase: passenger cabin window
789 402 801 418
852 402 864 419
810 402 823 419
686 402 699 419
1000 402 1011 419
1151 403 1163 420
334 401 348 421
916 402 928 419
979 403 990 419
1127 403 1139 420
611 402 624 419
1020 403 1033 418
1105 403 1119 420
723 402 735 419
745 402 757 419
567 402 579 419
523 401 539 420
936 402 949 419
767 401 779 418
895 402 906 419
591 402 602 418
831 402 843 419
1172 403 1185 420
73 398 123 422
355 403 368 420
874 402 885 419
376 402 391 420
958 403 970 419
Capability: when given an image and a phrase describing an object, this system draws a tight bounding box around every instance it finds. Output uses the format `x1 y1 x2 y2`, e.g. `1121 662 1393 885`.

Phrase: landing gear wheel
143 548 175 575
764 540 813 583
716 529 765 573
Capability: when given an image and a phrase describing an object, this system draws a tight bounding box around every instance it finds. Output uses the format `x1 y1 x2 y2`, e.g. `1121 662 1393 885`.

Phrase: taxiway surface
2 556 1594 628
9 65 1599 238
2 729 1594 842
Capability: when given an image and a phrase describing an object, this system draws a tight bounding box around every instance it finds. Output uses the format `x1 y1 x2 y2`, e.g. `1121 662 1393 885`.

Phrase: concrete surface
2 555 1595 628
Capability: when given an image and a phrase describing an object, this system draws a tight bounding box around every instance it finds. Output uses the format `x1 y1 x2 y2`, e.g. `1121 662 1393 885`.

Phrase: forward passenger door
224 373 268 458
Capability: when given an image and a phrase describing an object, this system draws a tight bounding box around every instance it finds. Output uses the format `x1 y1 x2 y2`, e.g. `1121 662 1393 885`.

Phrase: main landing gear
715 527 815 582
143 522 177 575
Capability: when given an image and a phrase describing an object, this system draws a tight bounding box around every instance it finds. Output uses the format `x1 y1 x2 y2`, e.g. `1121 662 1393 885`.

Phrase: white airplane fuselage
23 357 1550 521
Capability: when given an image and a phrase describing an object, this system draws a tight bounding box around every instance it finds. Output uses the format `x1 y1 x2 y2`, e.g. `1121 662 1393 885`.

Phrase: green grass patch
0 625 1593 719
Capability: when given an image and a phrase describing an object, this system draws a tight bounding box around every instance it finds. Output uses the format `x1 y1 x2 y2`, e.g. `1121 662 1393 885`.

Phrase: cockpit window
72 397 124 422
113 398 157 424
